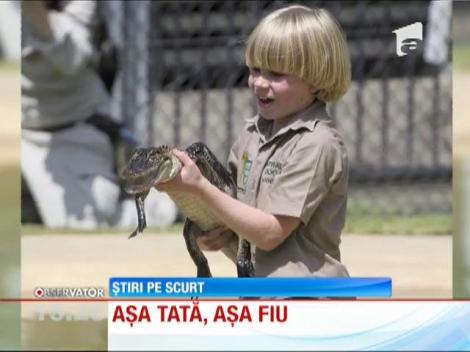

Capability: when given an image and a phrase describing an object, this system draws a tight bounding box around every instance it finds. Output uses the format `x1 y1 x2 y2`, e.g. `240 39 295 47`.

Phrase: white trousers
22 123 120 229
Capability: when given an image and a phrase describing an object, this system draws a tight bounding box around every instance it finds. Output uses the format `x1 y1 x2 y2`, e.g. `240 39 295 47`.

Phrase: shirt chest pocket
260 160 283 186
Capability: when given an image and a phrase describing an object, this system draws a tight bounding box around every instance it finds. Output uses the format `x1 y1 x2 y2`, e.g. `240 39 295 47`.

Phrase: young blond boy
157 5 351 277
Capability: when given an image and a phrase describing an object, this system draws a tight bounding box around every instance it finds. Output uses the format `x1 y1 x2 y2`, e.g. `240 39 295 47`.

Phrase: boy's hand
154 149 205 194
197 227 235 251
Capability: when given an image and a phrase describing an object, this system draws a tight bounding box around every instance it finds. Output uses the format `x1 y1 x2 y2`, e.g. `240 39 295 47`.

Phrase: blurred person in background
21 0 177 230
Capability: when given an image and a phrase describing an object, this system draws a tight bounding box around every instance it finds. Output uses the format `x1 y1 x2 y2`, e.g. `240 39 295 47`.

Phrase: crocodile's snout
121 146 181 194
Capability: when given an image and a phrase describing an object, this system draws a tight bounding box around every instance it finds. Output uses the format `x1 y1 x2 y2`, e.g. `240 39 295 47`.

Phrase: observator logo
34 286 104 298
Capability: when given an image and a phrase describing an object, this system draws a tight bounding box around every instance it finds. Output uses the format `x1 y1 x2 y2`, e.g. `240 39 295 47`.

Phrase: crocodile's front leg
129 191 149 239
182 219 212 277
237 238 254 277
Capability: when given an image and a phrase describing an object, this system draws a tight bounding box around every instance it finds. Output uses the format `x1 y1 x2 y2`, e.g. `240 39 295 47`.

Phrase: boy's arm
197 179 300 251
156 150 300 251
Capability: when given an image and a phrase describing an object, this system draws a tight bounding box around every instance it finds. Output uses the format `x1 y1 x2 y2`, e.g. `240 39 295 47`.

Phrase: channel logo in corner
34 286 104 298
393 22 423 57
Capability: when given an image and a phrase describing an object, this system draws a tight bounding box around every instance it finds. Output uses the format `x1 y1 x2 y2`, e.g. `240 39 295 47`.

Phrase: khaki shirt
224 100 349 277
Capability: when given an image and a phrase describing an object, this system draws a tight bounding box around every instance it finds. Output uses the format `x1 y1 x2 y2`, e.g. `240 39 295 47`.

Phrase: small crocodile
121 142 254 278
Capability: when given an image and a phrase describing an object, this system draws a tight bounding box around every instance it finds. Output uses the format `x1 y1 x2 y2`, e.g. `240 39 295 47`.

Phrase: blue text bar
109 277 391 298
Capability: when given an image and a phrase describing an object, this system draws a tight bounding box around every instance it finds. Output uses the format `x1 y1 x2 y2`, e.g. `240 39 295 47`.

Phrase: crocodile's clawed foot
128 227 139 239
237 260 254 278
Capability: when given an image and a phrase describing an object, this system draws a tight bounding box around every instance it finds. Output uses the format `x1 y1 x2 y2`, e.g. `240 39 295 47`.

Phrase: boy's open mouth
258 97 274 106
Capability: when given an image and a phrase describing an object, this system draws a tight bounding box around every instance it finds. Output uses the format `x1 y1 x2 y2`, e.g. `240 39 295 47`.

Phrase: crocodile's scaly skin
121 142 254 278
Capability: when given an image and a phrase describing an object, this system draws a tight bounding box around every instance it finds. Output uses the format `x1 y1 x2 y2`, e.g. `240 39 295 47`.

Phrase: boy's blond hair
245 5 351 102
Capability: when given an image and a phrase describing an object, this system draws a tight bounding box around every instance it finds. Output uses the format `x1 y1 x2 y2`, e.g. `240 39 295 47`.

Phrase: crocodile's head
121 146 182 194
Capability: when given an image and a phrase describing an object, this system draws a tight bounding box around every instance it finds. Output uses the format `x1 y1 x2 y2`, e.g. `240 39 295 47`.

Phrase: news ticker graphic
108 300 470 350
109 277 391 298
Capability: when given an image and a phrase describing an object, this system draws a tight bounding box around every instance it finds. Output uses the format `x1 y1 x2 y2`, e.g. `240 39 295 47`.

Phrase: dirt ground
21 232 451 303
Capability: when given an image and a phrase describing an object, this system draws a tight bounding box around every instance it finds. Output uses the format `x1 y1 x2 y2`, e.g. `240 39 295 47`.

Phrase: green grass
344 212 451 235
0 60 20 72
344 201 451 235
23 209 452 237
454 44 470 72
